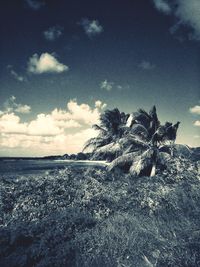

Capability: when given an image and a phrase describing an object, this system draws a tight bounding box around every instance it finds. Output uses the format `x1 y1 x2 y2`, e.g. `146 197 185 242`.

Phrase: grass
0 158 200 267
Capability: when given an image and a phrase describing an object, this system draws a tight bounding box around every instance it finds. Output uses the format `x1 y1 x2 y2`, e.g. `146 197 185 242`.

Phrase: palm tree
108 106 180 176
83 108 130 160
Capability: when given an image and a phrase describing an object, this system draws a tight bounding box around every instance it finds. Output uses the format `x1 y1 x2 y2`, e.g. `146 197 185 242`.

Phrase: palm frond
83 137 106 151
92 124 107 134
108 152 139 171
130 124 149 138
95 142 121 154
129 148 154 175
128 134 150 148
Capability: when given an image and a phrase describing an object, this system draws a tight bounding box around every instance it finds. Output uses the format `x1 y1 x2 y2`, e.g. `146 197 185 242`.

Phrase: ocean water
0 159 106 176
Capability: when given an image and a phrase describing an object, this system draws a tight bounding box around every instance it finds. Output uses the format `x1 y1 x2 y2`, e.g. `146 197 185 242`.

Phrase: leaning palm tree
108 106 180 176
83 108 130 160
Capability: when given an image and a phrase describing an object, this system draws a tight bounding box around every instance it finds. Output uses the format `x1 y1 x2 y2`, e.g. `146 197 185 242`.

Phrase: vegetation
0 158 199 267
85 106 181 176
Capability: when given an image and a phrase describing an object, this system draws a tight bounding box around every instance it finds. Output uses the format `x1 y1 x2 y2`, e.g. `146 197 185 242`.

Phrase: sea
0 159 107 176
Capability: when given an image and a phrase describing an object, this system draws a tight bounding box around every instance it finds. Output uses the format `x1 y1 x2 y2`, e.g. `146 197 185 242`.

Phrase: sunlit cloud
0 99 106 155
190 105 200 115
194 121 200 127
189 104 200 128
28 53 69 74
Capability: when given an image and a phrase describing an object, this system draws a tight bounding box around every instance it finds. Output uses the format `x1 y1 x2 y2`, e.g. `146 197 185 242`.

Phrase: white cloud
0 99 106 155
189 105 200 115
3 96 31 114
80 18 103 37
194 120 200 127
28 53 69 74
15 105 31 114
153 0 200 40
153 0 171 14
43 26 63 41
100 80 113 91
0 113 27 134
138 60 155 70
25 0 45 10
95 100 107 109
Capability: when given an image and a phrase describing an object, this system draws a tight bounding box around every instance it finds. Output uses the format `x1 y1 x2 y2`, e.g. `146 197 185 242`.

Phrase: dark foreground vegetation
0 157 199 267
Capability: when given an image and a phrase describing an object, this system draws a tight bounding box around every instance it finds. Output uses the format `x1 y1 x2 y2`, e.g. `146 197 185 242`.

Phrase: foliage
0 158 200 266
85 105 181 176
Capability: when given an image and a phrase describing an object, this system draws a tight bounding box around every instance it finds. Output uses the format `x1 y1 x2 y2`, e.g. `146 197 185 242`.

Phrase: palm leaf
92 124 107 134
129 149 154 175
108 152 139 171
83 137 106 151
130 124 149 138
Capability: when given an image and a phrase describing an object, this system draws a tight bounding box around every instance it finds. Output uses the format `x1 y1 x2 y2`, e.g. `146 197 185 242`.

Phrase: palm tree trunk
150 163 156 176
150 148 157 176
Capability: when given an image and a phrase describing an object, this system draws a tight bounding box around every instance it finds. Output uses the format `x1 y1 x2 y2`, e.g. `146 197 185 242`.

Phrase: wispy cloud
0 99 106 155
153 0 171 14
80 18 103 37
43 26 64 41
153 0 200 40
28 53 69 74
10 70 25 82
138 60 155 70
7 65 26 82
3 96 31 114
100 80 114 91
25 0 45 10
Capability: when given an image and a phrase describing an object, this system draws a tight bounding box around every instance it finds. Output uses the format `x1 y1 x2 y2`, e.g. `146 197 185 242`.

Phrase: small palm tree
108 106 180 176
83 108 129 160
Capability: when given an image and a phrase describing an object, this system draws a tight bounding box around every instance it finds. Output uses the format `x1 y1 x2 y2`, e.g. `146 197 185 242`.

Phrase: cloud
80 18 103 37
189 103 200 127
43 26 64 41
25 0 45 10
138 60 155 70
189 105 200 115
194 121 200 127
0 99 107 155
153 0 171 14
10 70 25 82
153 0 200 40
7 65 26 82
28 53 69 74
100 80 113 91
3 96 31 114
95 100 107 109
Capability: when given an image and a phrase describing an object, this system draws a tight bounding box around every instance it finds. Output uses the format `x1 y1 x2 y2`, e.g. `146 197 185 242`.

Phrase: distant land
0 146 200 162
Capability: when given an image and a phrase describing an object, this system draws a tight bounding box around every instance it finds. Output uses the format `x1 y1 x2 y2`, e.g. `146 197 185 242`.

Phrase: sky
0 0 199 157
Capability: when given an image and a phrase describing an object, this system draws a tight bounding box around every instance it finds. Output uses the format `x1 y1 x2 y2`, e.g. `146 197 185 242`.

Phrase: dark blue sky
0 0 199 156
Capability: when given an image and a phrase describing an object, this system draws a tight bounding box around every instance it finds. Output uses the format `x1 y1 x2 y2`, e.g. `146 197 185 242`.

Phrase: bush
0 160 200 266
